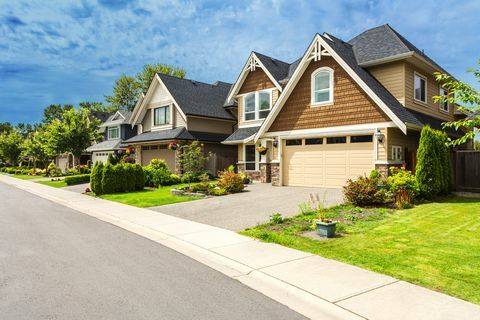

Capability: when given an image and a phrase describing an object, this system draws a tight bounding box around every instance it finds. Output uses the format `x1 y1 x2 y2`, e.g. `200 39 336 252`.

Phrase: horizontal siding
175 108 187 128
404 62 454 121
387 127 420 160
368 61 405 105
237 144 243 161
238 69 275 94
187 117 233 134
268 56 390 132
377 128 388 161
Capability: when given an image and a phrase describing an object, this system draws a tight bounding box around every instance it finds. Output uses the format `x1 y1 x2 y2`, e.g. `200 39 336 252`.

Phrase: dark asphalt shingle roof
407 109 461 137
123 127 229 144
322 33 422 127
223 126 260 143
158 74 235 121
253 52 291 84
101 110 133 127
86 139 122 152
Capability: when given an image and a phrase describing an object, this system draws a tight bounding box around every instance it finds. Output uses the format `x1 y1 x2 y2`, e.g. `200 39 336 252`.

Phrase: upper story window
244 90 272 121
107 126 119 140
439 87 449 112
311 67 333 106
414 72 427 103
153 105 170 126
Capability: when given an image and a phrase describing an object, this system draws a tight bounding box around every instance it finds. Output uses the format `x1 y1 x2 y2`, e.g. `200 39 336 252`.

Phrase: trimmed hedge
91 161 104 195
90 161 144 195
64 174 91 186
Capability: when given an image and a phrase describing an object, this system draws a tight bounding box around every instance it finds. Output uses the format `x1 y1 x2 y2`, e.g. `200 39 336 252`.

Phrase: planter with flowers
256 145 268 155
168 141 178 150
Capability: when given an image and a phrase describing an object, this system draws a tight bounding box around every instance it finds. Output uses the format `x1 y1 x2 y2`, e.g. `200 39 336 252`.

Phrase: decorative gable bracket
308 39 331 62
248 55 261 71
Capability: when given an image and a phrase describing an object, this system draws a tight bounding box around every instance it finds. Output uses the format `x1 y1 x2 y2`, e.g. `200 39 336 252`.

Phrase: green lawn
241 197 480 304
37 180 68 188
98 184 201 207
9 174 45 180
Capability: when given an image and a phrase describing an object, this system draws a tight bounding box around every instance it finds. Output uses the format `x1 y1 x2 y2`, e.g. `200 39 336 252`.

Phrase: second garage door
283 136 374 187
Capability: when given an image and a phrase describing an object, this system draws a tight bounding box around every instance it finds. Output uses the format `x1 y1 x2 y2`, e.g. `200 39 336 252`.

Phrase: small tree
433 60 480 146
101 162 116 194
21 130 51 169
177 141 209 183
416 126 451 198
0 129 24 166
91 161 104 195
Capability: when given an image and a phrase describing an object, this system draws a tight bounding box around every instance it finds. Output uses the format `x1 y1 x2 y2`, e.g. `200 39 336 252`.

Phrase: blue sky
1 0 479 124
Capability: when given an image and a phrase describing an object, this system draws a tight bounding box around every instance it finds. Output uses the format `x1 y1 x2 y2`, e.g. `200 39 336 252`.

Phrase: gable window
392 145 403 161
244 145 258 171
243 90 272 121
107 126 119 140
439 87 449 112
414 73 427 103
311 67 333 106
153 105 170 126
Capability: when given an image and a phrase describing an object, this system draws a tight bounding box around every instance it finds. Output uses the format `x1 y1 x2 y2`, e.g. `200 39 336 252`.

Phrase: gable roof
157 73 235 121
254 33 425 140
349 24 449 75
253 52 291 84
101 110 133 127
123 126 230 144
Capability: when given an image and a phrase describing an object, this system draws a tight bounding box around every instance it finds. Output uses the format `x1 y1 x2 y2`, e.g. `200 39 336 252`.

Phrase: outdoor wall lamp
375 131 384 143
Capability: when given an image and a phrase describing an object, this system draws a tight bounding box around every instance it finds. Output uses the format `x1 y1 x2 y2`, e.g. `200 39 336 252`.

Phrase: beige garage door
141 145 175 170
283 136 374 187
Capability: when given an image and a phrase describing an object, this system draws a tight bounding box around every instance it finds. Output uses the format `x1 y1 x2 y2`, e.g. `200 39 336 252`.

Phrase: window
244 145 257 171
439 87 449 112
350 135 373 143
327 136 346 144
108 126 119 139
392 146 403 161
243 90 271 121
414 73 427 103
286 139 302 146
305 138 323 145
153 106 170 126
311 68 333 105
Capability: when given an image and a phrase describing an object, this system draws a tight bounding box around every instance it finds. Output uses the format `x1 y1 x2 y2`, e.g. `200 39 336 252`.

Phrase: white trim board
254 34 407 142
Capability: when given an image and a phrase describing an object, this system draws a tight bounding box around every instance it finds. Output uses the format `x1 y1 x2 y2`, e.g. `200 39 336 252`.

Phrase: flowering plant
168 141 178 150
256 146 268 155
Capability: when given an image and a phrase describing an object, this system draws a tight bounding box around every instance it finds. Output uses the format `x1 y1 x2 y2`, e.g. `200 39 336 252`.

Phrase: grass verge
37 180 68 188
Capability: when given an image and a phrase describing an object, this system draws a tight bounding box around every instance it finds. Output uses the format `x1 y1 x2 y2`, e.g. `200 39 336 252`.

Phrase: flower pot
316 221 337 238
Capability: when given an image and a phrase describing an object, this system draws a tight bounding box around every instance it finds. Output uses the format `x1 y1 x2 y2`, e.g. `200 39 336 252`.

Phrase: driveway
150 183 344 231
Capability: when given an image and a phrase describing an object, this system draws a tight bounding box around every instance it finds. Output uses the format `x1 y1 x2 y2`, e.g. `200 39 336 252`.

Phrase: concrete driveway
149 183 344 231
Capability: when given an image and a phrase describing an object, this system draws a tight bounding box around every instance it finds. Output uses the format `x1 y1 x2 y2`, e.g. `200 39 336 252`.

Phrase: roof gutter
358 51 414 67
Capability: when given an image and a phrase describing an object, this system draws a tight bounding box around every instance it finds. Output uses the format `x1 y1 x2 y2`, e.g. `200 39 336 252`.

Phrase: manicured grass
10 174 45 180
98 184 201 207
241 197 480 304
37 180 68 188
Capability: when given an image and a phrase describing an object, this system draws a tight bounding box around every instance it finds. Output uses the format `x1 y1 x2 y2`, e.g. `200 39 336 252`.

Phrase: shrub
209 188 227 196
217 169 244 193
343 175 386 206
123 163 136 192
64 174 91 186
180 172 200 184
114 164 126 193
133 164 144 190
170 174 181 185
152 168 174 187
369 169 382 180
387 167 418 208
149 159 168 170
65 167 79 176
416 126 452 198
101 163 116 194
47 162 62 177
107 153 119 165
90 161 104 195
270 213 284 224
86 160 92 169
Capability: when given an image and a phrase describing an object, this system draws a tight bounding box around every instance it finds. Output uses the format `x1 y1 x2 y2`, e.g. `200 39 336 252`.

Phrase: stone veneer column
174 146 182 175
135 145 142 165
270 162 280 186
259 163 271 183
375 164 389 178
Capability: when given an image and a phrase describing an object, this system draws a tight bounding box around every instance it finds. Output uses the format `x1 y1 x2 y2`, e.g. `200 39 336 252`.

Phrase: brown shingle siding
238 69 275 94
268 57 390 132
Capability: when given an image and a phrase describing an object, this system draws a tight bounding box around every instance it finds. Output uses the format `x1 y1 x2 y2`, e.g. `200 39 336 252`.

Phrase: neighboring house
55 110 111 170
223 24 467 188
86 110 137 163
124 73 237 174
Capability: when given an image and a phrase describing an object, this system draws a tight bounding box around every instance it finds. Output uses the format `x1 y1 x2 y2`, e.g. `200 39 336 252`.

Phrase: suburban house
86 110 137 163
124 73 237 174
55 110 111 170
223 24 466 188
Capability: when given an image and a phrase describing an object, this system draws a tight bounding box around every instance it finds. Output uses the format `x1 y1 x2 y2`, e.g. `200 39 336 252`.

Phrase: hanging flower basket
168 141 178 150
256 146 268 155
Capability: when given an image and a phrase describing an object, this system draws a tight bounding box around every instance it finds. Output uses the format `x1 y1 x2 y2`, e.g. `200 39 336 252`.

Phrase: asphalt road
0 182 306 320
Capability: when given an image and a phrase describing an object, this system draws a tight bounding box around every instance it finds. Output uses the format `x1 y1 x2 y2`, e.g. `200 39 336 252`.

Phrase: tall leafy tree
105 75 141 112
43 108 101 165
434 60 480 146
0 129 24 166
42 104 74 124
137 63 186 93
0 122 13 133
21 130 51 169
79 101 117 113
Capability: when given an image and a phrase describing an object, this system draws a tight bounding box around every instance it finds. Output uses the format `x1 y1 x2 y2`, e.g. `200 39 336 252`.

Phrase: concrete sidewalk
1 174 479 320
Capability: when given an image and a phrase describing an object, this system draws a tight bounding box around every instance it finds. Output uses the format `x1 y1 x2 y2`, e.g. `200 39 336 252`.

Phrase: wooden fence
454 151 480 192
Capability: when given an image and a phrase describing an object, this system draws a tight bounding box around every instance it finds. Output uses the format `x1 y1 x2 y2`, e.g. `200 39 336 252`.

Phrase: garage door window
244 145 257 171
327 137 346 144
305 138 323 145
350 135 373 143
286 139 302 146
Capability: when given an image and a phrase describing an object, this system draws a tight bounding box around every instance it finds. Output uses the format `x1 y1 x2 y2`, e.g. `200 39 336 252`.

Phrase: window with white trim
392 145 403 161
243 90 272 121
108 126 119 140
414 73 427 103
439 87 449 112
153 105 170 126
244 145 257 171
311 67 333 105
